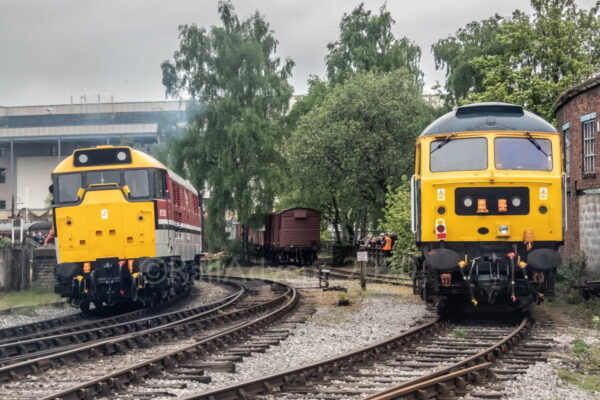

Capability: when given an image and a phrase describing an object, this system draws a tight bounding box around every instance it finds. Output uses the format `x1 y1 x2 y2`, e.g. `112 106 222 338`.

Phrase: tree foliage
380 179 419 273
161 1 294 252
325 3 422 85
286 70 434 244
433 0 600 119
432 15 503 105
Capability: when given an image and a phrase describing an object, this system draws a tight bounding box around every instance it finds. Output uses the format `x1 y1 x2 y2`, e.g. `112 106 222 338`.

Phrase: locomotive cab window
86 170 121 186
430 138 487 172
57 173 83 203
124 169 150 198
495 137 552 171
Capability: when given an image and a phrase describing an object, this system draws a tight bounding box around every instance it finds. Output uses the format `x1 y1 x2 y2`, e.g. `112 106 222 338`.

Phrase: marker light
435 219 446 240
498 225 509 235
511 196 521 207
117 151 127 161
498 199 507 213
78 154 88 164
477 199 489 213
463 197 473 207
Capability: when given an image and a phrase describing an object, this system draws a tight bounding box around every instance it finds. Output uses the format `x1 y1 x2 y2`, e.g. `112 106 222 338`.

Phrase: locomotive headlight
78 154 88 164
117 151 127 161
463 197 473 207
498 225 509 235
511 196 521 207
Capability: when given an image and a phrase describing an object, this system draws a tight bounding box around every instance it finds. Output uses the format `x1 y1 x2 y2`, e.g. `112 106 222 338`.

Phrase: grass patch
558 340 600 392
572 339 590 356
452 328 468 338
0 286 63 310
558 369 600 392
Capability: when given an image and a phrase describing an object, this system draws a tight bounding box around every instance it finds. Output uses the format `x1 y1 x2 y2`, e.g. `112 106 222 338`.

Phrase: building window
0 146 6 158
0 200 5 209
583 119 595 174
564 128 570 177
0 168 5 184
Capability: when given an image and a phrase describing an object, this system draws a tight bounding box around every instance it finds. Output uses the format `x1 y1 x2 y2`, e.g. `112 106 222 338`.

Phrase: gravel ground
461 322 600 400
0 305 79 329
0 279 232 330
499 326 600 400
0 280 268 399
137 272 431 399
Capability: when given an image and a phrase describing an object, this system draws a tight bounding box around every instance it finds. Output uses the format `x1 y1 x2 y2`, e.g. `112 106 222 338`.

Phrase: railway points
0 277 299 399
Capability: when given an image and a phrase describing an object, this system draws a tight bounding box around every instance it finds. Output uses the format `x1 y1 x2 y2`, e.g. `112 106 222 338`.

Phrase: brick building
555 74 600 276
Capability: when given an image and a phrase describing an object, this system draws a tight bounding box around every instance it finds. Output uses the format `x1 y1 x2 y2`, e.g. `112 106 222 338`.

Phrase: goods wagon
263 208 320 266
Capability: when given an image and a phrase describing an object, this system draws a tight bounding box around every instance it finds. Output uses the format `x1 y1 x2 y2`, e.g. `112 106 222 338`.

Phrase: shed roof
553 73 600 113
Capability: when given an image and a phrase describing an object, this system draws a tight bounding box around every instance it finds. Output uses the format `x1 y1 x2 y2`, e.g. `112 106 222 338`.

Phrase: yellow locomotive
50 146 202 311
411 102 564 314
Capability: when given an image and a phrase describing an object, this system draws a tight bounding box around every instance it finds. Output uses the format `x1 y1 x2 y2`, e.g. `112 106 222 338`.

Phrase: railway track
0 277 300 400
185 313 554 400
0 278 240 363
0 282 198 344
307 266 412 287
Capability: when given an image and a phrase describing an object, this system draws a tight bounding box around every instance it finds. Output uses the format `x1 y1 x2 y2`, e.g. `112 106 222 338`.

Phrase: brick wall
556 82 600 273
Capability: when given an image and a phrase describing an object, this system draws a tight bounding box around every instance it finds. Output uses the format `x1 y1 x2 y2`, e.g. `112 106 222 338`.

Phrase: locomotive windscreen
73 147 132 167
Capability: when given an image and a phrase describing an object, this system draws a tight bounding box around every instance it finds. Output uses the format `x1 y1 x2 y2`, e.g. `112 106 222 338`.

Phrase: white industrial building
0 101 188 221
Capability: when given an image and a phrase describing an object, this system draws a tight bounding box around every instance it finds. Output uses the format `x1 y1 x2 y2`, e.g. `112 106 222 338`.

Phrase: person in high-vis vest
381 233 393 269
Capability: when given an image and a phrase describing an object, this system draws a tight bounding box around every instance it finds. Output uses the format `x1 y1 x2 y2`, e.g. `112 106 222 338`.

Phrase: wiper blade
430 134 456 154
525 132 548 157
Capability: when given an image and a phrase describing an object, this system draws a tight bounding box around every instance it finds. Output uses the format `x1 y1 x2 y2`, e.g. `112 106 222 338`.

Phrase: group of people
358 232 396 255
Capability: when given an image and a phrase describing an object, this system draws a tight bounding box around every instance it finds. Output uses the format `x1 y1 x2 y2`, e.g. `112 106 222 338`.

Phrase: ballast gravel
0 305 78 329
138 273 430 399
0 279 232 330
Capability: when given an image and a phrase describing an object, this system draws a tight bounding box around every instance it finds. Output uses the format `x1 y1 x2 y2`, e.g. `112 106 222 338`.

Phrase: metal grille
583 120 595 174
564 128 570 176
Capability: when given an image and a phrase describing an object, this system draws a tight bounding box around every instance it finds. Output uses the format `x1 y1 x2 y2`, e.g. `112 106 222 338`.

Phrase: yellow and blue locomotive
411 103 564 313
51 146 202 311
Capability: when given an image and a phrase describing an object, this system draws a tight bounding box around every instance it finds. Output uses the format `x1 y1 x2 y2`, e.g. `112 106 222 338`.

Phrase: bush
555 256 587 303
0 237 11 249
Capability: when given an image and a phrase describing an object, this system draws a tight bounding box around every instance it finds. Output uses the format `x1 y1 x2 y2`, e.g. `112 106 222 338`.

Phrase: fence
0 246 33 291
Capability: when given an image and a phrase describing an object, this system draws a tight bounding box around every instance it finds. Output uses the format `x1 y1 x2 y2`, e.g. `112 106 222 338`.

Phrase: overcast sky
0 0 597 107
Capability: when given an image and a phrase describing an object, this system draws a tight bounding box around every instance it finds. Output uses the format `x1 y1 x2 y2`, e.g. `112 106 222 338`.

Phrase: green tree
287 70 433 244
433 0 600 120
380 179 419 273
432 15 503 105
326 3 422 86
161 1 294 255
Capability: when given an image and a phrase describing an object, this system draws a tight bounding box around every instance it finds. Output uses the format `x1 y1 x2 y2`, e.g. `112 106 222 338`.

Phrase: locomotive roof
420 102 557 136
53 146 198 195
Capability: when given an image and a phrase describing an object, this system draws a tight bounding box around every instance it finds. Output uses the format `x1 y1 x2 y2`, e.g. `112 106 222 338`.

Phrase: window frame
56 172 83 204
583 119 595 174
429 137 488 173
123 169 151 199
563 127 571 177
